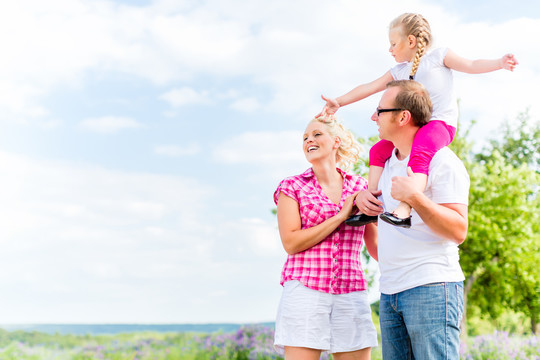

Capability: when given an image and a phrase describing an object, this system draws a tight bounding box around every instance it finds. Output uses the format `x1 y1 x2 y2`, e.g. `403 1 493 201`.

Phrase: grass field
0 325 538 359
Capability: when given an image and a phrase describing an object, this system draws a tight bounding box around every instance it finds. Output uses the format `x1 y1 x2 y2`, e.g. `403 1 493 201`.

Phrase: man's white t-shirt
377 147 470 295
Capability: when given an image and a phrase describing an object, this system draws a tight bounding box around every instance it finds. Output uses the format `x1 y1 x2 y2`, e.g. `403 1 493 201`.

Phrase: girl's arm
363 222 378 261
318 70 394 116
443 49 518 74
276 192 358 255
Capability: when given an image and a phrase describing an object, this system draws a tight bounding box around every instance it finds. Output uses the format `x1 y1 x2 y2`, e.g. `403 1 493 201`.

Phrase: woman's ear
333 136 342 149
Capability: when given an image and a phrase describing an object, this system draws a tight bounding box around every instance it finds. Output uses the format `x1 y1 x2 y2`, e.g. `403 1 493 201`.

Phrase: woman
273 115 378 360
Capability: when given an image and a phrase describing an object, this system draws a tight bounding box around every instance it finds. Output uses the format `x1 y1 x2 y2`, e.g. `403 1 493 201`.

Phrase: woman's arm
276 192 358 255
443 49 518 74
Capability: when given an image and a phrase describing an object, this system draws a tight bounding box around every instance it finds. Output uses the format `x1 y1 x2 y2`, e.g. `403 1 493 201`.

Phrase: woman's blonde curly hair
390 13 433 80
312 115 362 172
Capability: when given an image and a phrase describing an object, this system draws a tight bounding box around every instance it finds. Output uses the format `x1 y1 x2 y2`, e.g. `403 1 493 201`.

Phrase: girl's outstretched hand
316 95 340 118
501 53 519 71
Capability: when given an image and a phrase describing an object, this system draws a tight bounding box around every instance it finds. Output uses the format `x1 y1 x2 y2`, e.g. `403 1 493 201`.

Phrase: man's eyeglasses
376 108 404 117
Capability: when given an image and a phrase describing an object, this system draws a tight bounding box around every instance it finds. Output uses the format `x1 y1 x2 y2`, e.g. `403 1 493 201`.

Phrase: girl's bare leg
368 166 384 194
392 172 427 219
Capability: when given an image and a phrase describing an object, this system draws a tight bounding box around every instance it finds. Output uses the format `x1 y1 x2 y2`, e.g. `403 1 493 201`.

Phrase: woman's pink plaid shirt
274 167 369 294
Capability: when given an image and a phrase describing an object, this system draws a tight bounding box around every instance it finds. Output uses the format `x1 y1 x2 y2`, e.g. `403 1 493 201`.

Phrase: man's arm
391 167 468 244
407 196 468 244
363 222 378 261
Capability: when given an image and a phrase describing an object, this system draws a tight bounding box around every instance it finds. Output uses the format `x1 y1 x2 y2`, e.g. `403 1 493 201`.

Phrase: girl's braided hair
390 13 433 80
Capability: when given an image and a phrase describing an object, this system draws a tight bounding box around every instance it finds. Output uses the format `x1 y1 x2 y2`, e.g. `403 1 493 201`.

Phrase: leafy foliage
450 115 540 335
475 109 540 172
462 151 539 329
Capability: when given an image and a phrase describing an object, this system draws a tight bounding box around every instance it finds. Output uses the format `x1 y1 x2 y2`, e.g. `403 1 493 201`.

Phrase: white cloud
236 218 282 256
0 149 290 323
154 143 201 157
230 97 260 112
160 87 210 107
212 130 312 189
0 151 213 242
213 130 306 166
0 150 229 322
1 0 538 133
0 83 50 122
80 116 142 133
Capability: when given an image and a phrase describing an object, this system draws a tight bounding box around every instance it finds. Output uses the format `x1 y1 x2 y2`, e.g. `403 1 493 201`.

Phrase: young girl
274 115 378 359
319 12 518 227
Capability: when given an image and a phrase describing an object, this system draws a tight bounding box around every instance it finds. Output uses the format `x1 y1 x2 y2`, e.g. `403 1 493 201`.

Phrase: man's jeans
379 282 464 360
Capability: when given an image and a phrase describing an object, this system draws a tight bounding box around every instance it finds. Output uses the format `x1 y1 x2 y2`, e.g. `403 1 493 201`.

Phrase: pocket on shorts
283 280 302 294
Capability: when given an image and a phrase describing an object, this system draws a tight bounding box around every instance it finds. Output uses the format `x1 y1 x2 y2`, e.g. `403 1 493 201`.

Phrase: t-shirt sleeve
274 177 298 205
390 62 407 80
431 47 449 66
429 150 470 205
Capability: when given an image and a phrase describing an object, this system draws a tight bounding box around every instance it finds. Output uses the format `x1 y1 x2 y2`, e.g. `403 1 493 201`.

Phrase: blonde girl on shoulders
319 12 518 228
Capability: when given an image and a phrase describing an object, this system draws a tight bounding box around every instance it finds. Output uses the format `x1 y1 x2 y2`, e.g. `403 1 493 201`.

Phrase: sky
0 0 538 324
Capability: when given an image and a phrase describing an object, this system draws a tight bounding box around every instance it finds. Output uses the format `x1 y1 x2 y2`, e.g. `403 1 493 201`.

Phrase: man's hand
390 167 424 203
354 189 383 216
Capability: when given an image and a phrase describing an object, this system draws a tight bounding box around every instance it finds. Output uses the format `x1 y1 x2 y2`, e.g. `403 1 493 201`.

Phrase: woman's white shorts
274 280 378 355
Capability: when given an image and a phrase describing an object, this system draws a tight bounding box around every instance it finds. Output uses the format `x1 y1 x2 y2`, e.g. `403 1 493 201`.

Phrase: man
355 80 469 359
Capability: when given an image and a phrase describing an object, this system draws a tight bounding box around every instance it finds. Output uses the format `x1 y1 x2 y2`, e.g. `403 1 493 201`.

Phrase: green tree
475 109 540 172
451 116 540 335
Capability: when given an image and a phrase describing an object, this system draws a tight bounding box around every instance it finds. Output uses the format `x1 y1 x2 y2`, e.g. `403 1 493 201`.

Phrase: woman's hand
338 191 360 221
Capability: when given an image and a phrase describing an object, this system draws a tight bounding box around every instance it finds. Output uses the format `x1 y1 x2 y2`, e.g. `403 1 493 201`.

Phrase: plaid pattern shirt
274 167 369 294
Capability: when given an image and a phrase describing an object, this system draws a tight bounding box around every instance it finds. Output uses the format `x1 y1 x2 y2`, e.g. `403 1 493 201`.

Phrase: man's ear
398 110 413 126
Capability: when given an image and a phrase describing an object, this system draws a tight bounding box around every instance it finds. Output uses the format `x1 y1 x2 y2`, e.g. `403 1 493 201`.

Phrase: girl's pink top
274 168 369 294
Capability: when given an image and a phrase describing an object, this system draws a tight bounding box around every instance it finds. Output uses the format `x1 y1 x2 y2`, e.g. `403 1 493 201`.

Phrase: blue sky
0 0 538 324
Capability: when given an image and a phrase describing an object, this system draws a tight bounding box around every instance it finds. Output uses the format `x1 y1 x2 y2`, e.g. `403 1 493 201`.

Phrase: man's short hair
387 80 432 127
